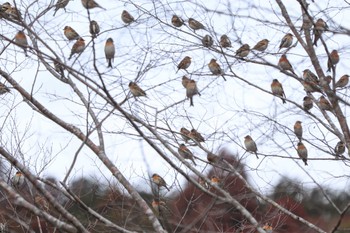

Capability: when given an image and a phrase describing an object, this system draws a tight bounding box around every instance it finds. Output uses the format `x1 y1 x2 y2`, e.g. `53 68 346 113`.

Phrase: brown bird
64 26 80 41
172 15 184 27
188 18 205 31
318 95 333 112
278 33 293 51
89 20 100 38
129 82 147 97
297 142 308 166
220 34 231 48
202 34 213 47
278 54 296 75
152 173 170 191
0 82 10 95
303 69 319 84
15 31 28 56
334 141 345 158
5 6 21 20
335 74 349 88
180 127 191 142
210 175 221 186
54 61 64 77
262 223 273 233
244 135 258 159
294 121 303 142
313 18 328 46
152 199 170 214
235 44 250 58
327 50 339 72
81 0 106 10
11 171 25 188
68 38 85 60
186 79 201 106
181 76 190 88
303 96 313 111
0 2 11 13
271 79 286 104
176 56 191 73
252 39 269 51
189 129 205 143
302 80 322 94
178 143 196 165
207 152 221 164
121 10 134 24
208 59 226 81
104 38 115 68
53 0 69 16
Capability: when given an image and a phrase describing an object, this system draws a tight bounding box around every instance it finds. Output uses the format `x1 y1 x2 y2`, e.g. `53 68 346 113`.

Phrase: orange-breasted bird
105 38 115 68
81 0 106 10
64 26 80 41
220 34 231 48
172 15 184 27
176 56 191 73
318 95 333 112
313 18 328 46
178 143 196 165
303 69 319 84
189 129 204 143
210 175 221 186
327 50 339 72
68 38 85 60
303 96 313 111
182 76 190 88
12 171 25 188
121 10 134 24
188 18 205 31
235 44 250 58
278 33 293 51
15 31 28 56
152 173 170 191
294 121 303 142
335 141 345 158
208 59 226 81
262 223 273 233
186 79 200 106
244 135 258 159
202 34 213 47
252 39 269 51
180 127 191 143
53 0 69 16
89 20 100 38
129 82 147 97
271 79 286 104
278 54 296 75
297 142 308 166
335 74 349 88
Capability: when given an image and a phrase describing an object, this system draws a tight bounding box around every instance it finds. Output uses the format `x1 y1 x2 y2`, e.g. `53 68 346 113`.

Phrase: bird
186 79 201 106
0 2 11 13
15 31 28 56
189 129 205 143
302 80 322 94
244 135 258 159
121 10 134 24
151 199 170 214
208 59 226 81
171 15 184 27
5 6 21 20
335 74 349 88
278 54 296 75
303 69 319 84
327 50 339 72
303 96 313 111
180 127 191 143
0 82 10 95
318 95 333 112
81 0 106 10
188 18 205 31
63 26 80 41
68 38 85 60
235 44 250 58
104 38 115 68
294 121 303 142
89 20 100 38
11 171 25 188
220 34 231 48
207 152 222 164
297 142 308 166
334 141 345 158
262 223 273 233
252 39 269 52
313 18 328 46
202 34 213 47
178 144 196 165
129 82 147 97
54 61 64 77
210 176 221 186
278 33 293 51
181 76 190 88
176 56 191 73
151 173 170 191
271 79 286 104
53 0 69 16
